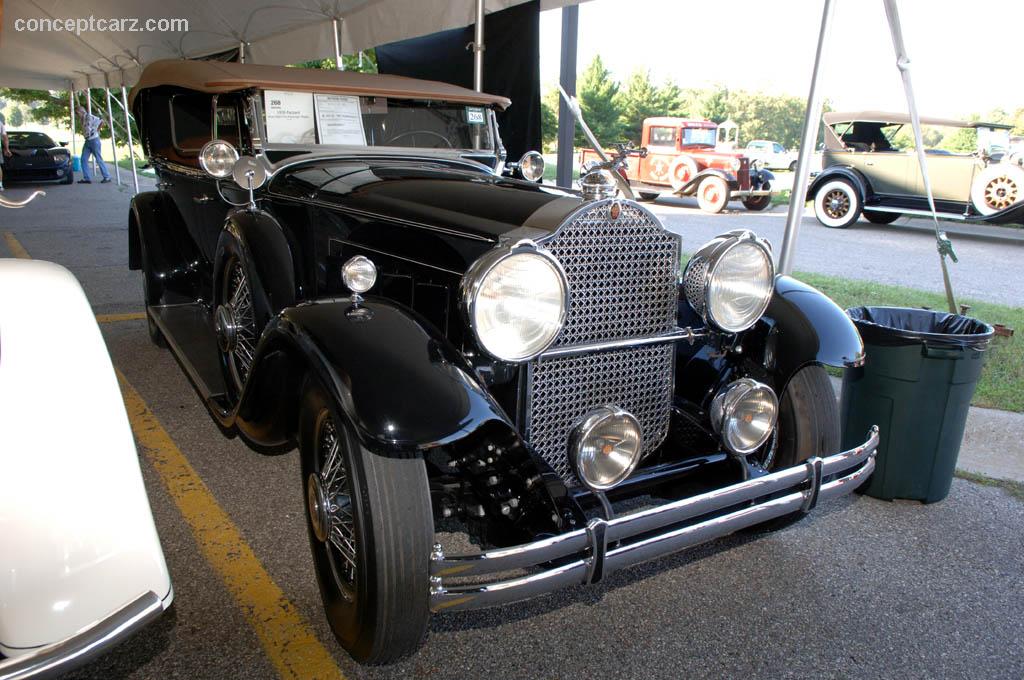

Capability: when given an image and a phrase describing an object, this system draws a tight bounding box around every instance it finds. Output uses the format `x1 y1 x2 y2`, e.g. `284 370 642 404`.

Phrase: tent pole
69 88 77 162
121 85 139 195
556 4 579 188
104 75 122 186
333 18 344 70
778 0 836 275
86 87 96 176
239 41 246 64
472 0 484 91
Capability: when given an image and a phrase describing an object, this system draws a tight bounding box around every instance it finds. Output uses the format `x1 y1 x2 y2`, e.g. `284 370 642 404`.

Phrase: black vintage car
3 131 73 184
128 60 878 664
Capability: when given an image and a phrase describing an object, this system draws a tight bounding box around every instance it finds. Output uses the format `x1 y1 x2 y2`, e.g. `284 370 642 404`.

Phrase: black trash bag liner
846 306 994 350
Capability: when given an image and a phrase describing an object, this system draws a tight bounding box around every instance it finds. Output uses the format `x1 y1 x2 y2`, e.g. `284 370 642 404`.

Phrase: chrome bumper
0 592 164 680
430 427 879 612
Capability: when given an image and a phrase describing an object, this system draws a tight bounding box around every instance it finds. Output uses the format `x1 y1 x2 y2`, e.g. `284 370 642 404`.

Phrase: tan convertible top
824 111 1012 130
129 59 511 110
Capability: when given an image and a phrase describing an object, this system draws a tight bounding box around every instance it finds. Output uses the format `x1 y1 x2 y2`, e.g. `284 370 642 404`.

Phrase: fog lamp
342 255 377 295
710 378 778 456
571 406 642 491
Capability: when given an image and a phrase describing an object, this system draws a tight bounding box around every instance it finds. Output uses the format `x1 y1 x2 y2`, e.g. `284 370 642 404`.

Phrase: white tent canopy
0 0 579 91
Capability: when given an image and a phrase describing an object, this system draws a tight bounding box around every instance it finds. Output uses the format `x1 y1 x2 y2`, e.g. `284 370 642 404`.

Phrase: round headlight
730 157 742 171
464 244 567 362
571 406 642 490
518 151 545 182
710 378 778 455
683 230 774 333
342 255 377 294
199 139 239 179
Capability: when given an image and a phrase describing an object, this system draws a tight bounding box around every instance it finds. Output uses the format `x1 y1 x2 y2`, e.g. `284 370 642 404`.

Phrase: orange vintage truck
581 117 774 213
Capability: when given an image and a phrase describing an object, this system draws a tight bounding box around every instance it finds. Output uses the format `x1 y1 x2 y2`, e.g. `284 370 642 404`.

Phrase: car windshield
7 131 56 147
681 127 716 146
261 90 495 152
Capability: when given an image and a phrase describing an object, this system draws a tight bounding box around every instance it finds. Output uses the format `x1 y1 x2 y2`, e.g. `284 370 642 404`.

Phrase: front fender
757 275 865 390
809 165 870 202
679 168 735 194
235 297 512 453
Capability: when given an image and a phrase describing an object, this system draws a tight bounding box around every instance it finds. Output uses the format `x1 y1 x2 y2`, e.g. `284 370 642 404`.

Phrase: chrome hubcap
214 304 238 353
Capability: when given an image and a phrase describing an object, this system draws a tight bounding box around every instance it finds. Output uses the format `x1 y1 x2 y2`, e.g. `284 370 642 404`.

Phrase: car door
192 96 249 248
843 150 913 196
639 124 678 185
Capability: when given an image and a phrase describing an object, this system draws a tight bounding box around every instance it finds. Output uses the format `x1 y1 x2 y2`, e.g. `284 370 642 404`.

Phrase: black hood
270 157 582 242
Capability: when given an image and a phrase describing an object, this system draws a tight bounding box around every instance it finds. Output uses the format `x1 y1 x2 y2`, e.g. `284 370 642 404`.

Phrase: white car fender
0 259 172 657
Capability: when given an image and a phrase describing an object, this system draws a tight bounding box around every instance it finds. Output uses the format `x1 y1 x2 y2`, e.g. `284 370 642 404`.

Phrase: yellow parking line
96 312 147 323
3 232 32 259
116 370 347 680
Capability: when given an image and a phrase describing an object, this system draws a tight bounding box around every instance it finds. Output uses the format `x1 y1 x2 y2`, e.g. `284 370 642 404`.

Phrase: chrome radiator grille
542 201 679 347
526 201 680 486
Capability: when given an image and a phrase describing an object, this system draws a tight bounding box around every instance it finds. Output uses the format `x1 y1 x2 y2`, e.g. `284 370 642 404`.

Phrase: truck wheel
746 365 840 533
299 382 433 664
669 155 698 193
697 176 730 213
788 161 798 172
742 195 772 211
863 210 900 224
813 178 861 228
970 164 1024 216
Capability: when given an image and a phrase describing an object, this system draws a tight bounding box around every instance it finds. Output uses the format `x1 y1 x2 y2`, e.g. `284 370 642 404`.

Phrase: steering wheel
385 130 454 148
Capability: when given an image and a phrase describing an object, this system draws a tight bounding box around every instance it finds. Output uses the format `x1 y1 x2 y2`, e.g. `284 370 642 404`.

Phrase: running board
148 304 231 413
862 205 970 221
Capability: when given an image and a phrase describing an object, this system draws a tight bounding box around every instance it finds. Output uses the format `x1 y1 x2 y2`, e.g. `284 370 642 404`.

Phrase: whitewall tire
814 179 861 228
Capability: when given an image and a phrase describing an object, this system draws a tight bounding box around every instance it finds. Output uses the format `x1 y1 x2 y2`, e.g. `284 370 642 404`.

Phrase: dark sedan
4 131 73 184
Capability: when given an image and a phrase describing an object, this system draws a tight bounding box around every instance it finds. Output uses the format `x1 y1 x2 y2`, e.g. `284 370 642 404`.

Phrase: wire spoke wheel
219 257 258 393
309 413 358 597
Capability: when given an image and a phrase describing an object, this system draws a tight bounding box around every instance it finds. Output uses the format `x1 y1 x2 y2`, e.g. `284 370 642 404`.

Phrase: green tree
697 85 730 123
0 89 70 128
656 80 688 118
294 49 378 73
941 126 977 153
616 70 662 145
8 105 24 127
540 85 559 151
574 55 621 148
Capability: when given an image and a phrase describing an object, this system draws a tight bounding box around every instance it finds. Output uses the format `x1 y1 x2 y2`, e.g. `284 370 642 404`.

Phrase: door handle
193 195 214 204
865 161 874 166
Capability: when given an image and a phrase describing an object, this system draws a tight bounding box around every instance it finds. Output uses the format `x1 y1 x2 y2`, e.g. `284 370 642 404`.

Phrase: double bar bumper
430 427 879 612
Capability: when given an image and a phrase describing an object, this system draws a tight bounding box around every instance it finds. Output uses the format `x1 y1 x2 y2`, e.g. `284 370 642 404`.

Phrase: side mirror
199 139 239 179
232 156 267 191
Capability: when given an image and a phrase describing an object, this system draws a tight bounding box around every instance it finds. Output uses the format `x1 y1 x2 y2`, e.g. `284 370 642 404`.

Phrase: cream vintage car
0 211 172 679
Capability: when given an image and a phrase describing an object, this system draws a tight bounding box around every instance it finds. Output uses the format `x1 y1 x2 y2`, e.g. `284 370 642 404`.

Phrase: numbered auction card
264 90 316 144
314 94 366 145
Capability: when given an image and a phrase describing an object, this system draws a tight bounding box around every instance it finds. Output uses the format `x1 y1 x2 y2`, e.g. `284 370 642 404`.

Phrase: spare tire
669 155 699 193
971 163 1024 216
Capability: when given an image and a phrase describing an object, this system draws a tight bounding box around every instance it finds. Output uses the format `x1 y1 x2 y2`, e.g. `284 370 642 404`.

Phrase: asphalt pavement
2 179 1023 680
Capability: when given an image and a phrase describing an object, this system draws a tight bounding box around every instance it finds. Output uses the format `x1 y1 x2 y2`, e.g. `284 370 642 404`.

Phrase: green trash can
840 306 994 503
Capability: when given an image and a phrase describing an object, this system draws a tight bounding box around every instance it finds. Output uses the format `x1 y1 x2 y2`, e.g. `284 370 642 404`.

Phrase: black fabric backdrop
375 0 541 161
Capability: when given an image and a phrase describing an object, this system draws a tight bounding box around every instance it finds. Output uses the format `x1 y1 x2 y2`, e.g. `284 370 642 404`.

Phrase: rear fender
129 191 201 303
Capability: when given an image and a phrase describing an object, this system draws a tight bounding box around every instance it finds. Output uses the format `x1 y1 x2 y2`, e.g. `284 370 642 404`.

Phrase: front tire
746 366 839 532
299 382 433 664
813 178 861 228
697 176 731 213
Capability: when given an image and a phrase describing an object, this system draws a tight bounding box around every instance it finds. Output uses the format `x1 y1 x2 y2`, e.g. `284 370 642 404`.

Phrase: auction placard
315 94 366 145
264 90 316 144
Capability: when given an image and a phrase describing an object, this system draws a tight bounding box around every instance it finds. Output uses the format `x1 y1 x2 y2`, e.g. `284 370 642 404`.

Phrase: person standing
76 105 111 184
0 116 11 191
